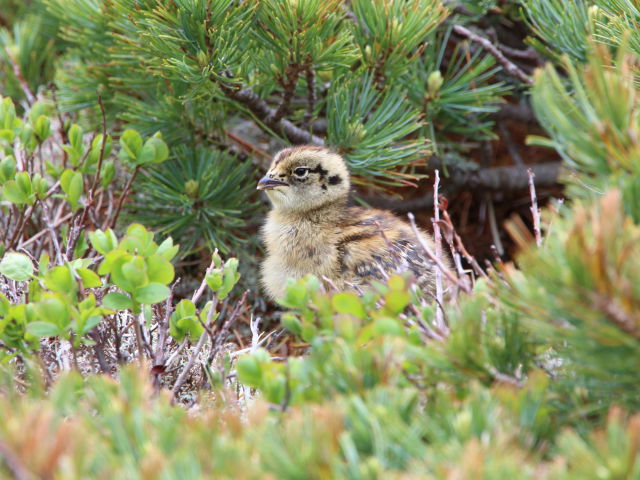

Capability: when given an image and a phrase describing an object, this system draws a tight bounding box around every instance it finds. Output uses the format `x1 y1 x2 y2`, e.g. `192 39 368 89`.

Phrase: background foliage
2 0 640 478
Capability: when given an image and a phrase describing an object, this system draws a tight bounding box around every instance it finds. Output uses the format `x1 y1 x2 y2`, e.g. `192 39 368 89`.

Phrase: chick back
261 205 438 299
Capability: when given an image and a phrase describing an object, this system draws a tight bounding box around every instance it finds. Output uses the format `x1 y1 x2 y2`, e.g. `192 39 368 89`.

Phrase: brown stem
3 45 35 104
171 297 219 401
528 168 543 247
89 95 108 197
431 171 446 330
221 85 324 145
106 165 140 229
453 25 533 85
303 63 316 130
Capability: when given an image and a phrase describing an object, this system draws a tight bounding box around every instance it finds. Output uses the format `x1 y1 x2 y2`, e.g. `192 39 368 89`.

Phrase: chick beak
257 176 289 190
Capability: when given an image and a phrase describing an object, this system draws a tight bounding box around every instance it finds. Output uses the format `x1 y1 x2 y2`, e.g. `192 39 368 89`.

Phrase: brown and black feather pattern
258 146 438 299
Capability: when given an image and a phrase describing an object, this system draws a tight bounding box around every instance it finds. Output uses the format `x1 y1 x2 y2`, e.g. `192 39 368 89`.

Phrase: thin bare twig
172 297 219 400
105 165 140 229
192 255 217 304
431 171 445 330
486 193 504 256
407 212 471 294
88 94 108 198
153 278 180 371
528 168 543 247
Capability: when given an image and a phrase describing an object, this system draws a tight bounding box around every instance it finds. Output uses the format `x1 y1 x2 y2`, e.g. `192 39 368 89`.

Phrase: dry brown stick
486 193 504 256
105 165 140 229
40 203 65 265
88 95 109 198
453 25 534 85
191 256 218 304
153 279 180 369
528 168 543 247
171 297 219 400
7 202 37 250
441 209 489 279
431 171 445 330
407 212 472 294
133 312 148 363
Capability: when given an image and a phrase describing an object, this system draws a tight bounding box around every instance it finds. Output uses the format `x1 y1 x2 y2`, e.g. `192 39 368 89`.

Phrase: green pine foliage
127 146 257 255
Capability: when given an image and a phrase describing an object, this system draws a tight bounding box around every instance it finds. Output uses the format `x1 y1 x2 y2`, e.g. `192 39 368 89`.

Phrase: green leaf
77 268 102 288
0 252 33 281
60 170 83 210
145 255 174 285
34 115 51 142
384 290 411 315
68 124 83 152
0 156 16 183
103 292 133 310
88 229 118 255
112 256 147 291
332 292 366 319
3 180 28 205
237 355 263 388
44 266 76 294
120 129 143 160
34 294 71 329
80 315 102 334
27 321 61 338
0 293 9 316
281 313 303 336
134 283 170 304
138 136 169 165
156 237 179 260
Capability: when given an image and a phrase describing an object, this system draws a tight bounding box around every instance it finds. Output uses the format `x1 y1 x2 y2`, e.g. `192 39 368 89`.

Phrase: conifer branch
222 86 325 146
453 25 534 84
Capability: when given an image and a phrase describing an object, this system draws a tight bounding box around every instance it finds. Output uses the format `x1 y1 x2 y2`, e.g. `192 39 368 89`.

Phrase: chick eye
293 167 309 177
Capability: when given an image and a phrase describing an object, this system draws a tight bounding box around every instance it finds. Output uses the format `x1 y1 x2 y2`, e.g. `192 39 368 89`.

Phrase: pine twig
431 171 446 330
528 168 543 247
3 45 36 104
407 212 471 294
453 25 533 85
105 165 140 229
222 86 324 145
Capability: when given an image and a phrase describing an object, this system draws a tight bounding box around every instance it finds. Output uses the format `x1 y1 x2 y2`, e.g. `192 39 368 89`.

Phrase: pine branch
361 160 561 212
453 25 534 84
3 44 36 104
222 87 325 146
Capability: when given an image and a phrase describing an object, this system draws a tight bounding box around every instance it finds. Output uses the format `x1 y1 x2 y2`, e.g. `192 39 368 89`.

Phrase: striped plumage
258 146 438 300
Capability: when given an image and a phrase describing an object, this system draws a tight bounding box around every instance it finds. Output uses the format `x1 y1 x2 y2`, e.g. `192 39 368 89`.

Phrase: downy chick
258 146 440 299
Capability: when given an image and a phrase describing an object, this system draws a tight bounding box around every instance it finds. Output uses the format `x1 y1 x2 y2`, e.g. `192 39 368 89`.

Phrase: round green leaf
27 321 61 338
77 268 102 288
146 255 174 285
134 283 170 305
0 252 34 281
103 292 133 310
332 292 366 319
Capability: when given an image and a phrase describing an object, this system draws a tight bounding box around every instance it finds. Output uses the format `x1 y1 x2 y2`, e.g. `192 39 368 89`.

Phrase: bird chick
258 146 441 300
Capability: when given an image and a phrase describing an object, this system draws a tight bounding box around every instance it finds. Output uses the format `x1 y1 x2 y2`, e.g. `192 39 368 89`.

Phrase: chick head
257 146 350 212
